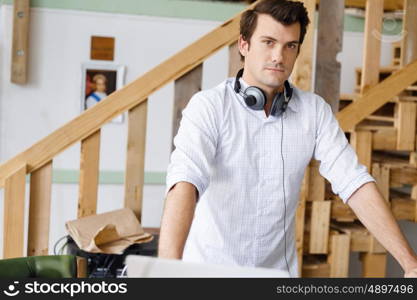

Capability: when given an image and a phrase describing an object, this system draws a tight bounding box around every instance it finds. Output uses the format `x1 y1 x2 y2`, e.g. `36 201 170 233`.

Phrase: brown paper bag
65 208 153 254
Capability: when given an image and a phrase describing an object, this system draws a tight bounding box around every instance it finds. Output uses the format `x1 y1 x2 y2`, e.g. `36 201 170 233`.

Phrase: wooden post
11 0 30 84
171 64 203 151
307 160 325 202
228 41 243 77
371 163 390 202
3 164 26 258
360 253 387 278
309 201 331 254
78 130 101 218
296 167 309 275
360 0 384 94
124 102 147 222
291 0 316 92
395 101 417 151
402 0 417 222
315 0 344 113
400 0 417 68
28 161 52 256
328 233 350 277
351 131 372 172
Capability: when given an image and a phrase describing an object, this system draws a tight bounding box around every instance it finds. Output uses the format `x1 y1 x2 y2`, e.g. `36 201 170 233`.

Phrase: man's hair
239 0 310 60
92 74 107 84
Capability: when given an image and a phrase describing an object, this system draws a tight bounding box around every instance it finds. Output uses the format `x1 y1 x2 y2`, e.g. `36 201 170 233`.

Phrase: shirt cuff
165 173 207 200
338 173 376 204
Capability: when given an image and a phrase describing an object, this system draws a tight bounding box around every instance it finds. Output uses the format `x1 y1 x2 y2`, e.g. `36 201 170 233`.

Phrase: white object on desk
125 255 290 278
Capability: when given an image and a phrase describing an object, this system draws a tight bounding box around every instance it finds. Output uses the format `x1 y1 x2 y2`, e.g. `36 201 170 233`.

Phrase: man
85 74 108 109
158 0 417 277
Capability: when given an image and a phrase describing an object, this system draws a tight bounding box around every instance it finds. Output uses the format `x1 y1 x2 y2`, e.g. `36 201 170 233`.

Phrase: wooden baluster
400 0 417 68
28 161 52 256
328 233 350 277
351 130 373 172
359 0 386 278
11 0 30 84
3 164 26 258
171 64 203 152
78 130 101 218
125 102 147 222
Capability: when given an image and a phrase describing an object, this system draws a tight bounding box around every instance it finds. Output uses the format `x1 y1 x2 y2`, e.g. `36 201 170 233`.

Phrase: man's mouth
265 67 285 72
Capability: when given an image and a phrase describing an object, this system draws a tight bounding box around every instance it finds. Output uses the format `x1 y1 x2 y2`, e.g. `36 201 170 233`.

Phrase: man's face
239 14 300 93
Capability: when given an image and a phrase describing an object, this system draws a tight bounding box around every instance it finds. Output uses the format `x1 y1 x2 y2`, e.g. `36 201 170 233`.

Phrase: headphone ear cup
243 86 266 110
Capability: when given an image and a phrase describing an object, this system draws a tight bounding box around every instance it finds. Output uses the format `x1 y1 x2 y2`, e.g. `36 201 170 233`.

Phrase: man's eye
264 40 273 45
288 43 297 49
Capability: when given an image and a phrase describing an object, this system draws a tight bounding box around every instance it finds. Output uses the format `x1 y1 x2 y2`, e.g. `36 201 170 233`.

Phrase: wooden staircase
1 0 417 277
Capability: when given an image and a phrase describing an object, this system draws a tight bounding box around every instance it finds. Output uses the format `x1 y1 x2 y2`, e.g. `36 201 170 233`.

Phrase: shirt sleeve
313 96 375 203
165 92 219 200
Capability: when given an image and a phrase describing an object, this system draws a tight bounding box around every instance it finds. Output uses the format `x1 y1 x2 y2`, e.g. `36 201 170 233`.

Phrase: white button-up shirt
165 77 374 277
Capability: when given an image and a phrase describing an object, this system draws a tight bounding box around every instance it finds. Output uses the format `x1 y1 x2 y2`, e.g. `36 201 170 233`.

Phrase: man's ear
238 35 249 58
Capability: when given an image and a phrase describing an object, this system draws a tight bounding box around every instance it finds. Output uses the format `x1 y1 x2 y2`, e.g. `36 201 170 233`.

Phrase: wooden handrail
317 0 403 11
337 59 417 132
0 2 257 188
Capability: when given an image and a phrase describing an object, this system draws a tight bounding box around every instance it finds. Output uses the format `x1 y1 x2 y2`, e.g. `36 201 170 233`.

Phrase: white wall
0 5 415 277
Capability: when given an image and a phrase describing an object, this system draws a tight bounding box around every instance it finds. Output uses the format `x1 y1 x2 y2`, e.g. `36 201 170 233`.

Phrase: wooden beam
291 0 316 92
391 197 416 221
350 130 372 171
372 128 397 150
3 164 26 258
332 223 386 254
328 233 350 277
228 41 243 77
315 0 344 113
28 161 52 256
124 102 147 222
331 198 357 222
395 101 417 151
11 0 30 84
307 160 325 202
371 163 390 202
0 2 257 188
337 59 417 132
400 0 417 67
78 130 101 218
296 167 309 275
171 64 203 152
360 0 383 94
317 0 403 11
309 201 331 254
360 253 387 278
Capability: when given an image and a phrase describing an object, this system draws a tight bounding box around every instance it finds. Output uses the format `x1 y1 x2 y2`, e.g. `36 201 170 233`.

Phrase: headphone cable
280 115 291 277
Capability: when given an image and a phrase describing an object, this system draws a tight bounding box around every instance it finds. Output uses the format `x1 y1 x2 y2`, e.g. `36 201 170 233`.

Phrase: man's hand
347 182 417 277
405 268 417 278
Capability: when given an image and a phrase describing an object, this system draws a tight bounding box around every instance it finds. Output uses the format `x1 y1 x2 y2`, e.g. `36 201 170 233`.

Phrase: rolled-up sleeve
313 97 375 203
165 92 219 199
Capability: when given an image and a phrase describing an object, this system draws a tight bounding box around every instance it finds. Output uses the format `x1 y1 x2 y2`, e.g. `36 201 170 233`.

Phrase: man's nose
272 46 284 63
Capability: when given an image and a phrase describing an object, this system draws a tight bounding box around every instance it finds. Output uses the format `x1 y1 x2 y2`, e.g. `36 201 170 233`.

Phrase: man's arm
347 181 417 277
158 182 197 259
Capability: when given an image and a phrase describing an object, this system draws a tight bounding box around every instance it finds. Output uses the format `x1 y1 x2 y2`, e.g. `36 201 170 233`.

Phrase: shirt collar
238 78 298 113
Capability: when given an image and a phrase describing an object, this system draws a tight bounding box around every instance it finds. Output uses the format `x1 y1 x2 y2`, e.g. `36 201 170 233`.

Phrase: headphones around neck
234 68 293 117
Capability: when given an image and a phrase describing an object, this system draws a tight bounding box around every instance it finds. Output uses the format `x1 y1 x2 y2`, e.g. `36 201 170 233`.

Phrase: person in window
85 74 108 109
